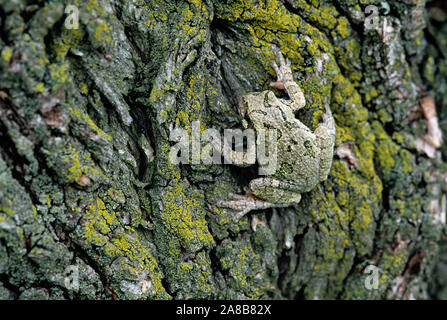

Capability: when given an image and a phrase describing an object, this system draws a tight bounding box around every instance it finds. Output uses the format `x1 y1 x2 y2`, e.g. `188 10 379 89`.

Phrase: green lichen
372 121 400 182
84 197 119 245
49 62 70 85
63 146 104 184
69 106 112 141
1 47 12 63
94 20 112 43
161 182 215 252
217 239 265 298
82 196 169 299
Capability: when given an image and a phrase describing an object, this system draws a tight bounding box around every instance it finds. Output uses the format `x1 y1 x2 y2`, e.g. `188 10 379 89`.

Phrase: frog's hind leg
217 194 290 222
249 177 303 203
314 105 336 181
217 177 302 222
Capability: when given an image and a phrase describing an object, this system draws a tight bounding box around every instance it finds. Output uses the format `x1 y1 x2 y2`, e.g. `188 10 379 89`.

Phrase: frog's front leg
248 177 302 203
270 49 306 111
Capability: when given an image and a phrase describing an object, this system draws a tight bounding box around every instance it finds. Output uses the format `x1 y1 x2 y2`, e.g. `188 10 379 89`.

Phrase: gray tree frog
218 49 336 222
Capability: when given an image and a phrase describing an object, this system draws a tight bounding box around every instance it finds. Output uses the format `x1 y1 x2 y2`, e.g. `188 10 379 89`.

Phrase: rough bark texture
0 0 447 300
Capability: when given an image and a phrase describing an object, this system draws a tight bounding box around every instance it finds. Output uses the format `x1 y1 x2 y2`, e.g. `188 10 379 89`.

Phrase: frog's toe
228 193 250 201
216 199 254 222
217 195 291 222
217 195 262 221
271 61 281 76
233 207 255 222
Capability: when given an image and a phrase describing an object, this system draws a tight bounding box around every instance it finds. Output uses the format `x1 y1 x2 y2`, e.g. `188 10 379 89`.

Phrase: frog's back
277 126 321 192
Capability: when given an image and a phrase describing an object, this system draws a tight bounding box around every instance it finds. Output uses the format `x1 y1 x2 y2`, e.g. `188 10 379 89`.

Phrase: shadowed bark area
0 0 446 299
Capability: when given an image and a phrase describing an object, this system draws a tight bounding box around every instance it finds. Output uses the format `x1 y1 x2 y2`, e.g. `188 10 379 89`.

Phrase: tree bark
0 0 446 300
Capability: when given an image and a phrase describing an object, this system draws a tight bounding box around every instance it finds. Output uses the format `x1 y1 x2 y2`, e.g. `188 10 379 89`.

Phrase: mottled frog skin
218 49 336 221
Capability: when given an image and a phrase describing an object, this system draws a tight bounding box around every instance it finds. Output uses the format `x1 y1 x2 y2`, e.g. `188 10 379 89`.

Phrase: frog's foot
270 46 306 111
217 194 289 222
321 104 335 128
270 47 293 85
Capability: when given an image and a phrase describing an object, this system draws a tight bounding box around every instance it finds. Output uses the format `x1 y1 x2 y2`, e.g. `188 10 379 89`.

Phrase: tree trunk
0 0 446 300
